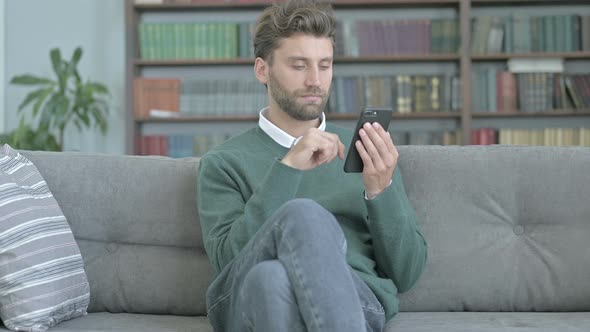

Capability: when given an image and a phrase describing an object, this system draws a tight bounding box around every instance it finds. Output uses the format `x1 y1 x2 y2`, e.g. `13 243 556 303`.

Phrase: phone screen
343 108 393 173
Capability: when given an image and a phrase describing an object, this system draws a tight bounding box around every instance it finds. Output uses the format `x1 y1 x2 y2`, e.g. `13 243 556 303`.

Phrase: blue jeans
206 199 386 332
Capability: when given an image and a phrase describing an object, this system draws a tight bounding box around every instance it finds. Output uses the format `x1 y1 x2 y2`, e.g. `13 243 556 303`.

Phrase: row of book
134 71 590 119
136 134 231 157
135 0 276 4
473 128 590 146
133 77 266 118
135 131 462 157
138 19 460 61
180 79 266 116
135 127 590 157
363 128 590 146
472 15 590 54
138 23 242 60
134 75 460 118
138 17 590 60
471 72 590 113
328 75 459 114
335 19 460 56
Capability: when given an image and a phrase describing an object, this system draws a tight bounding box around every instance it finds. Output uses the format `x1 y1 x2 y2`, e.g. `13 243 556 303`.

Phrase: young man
197 1 427 331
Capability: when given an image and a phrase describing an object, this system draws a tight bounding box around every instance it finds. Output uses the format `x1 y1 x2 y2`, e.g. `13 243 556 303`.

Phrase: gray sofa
1 145 589 332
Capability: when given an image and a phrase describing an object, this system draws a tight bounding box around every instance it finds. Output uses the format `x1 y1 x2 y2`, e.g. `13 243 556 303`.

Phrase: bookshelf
468 0 590 145
126 0 590 155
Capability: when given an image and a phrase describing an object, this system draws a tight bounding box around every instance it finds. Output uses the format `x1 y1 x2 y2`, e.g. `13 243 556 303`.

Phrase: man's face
266 33 333 121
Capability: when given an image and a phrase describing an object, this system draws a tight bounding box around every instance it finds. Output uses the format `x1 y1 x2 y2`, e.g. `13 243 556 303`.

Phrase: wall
4 0 126 154
0 1 5 133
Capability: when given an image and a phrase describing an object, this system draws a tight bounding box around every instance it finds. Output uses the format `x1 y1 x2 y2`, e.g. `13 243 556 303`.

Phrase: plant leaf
54 96 71 131
0 131 12 145
40 94 60 130
91 107 108 134
94 99 110 113
87 82 109 95
74 70 82 85
13 117 28 146
50 48 70 92
50 48 63 78
17 88 48 112
32 87 55 117
66 48 82 79
79 110 90 128
71 47 82 67
10 75 54 86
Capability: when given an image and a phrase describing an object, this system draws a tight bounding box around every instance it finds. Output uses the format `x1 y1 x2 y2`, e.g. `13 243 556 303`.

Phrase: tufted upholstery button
106 243 118 253
513 225 525 235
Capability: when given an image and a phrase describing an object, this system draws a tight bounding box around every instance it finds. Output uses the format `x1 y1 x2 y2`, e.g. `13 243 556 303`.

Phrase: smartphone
343 108 393 173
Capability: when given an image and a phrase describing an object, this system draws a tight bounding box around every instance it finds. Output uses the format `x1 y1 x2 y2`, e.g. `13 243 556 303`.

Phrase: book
136 136 169 156
133 78 180 119
582 16 590 51
497 72 517 113
135 0 163 4
508 58 564 73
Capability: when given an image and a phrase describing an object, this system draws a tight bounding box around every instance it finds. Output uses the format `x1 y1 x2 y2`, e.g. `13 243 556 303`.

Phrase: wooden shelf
328 0 460 7
135 52 589 67
471 0 590 6
135 112 462 123
134 0 460 11
134 2 270 11
136 115 258 123
329 112 461 120
472 110 590 118
134 59 254 66
134 54 460 67
472 52 590 61
335 54 460 62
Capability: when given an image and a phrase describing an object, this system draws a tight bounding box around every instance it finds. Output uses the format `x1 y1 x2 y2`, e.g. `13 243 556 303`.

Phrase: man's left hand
355 122 398 199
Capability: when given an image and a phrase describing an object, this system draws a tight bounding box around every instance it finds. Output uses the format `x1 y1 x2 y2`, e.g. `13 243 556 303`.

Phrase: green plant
0 120 60 152
9 47 110 151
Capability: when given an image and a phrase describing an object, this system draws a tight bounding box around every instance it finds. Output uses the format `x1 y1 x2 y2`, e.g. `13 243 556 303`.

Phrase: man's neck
265 106 321 138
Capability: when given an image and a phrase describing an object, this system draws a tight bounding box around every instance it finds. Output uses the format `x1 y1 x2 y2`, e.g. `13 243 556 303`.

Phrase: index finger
373 123 396 154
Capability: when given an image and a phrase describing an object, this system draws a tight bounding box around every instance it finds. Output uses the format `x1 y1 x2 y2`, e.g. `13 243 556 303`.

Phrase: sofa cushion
21 151 213 316
386 312 590 332
0 313 212 332
397 146 590 312
0 145 90 331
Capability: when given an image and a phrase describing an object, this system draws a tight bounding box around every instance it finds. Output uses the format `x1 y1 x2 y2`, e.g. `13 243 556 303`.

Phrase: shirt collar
258 107 326 148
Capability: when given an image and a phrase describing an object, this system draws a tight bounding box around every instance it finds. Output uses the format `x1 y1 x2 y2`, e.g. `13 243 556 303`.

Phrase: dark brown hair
253 0 336 64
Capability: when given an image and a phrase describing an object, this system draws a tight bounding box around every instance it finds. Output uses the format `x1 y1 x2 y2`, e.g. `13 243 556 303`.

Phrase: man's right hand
281 128 345 171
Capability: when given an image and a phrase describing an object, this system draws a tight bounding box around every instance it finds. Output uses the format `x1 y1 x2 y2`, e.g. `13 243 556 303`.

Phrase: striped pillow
0 144 89 331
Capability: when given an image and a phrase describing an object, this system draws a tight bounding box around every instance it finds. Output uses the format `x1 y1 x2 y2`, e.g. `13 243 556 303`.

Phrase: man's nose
305 67 321 87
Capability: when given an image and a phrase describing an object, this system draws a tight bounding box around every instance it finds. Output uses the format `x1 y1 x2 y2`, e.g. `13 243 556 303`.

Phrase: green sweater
197 124 427 322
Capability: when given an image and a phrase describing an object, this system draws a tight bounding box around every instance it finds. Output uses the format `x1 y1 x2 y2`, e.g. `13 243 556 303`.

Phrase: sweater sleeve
364 167 428 293
197 153 303 273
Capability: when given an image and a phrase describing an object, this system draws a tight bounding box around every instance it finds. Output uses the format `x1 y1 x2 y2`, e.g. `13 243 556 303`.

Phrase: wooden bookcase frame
125 0 590 153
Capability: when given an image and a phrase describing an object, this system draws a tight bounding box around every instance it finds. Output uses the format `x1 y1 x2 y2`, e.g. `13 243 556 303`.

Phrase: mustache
297 88 326 97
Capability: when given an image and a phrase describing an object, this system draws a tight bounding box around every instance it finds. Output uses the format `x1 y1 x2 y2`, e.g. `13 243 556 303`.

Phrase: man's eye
320 65 331 70
293 65 305 70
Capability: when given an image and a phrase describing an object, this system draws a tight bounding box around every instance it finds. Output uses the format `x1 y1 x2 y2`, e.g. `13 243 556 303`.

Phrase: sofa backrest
396 145 590 312
24 146 590 315
24 151 212 316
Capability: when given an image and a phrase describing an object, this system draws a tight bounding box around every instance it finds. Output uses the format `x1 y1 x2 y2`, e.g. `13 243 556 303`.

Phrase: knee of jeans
240 260 293 304
277 198 341 234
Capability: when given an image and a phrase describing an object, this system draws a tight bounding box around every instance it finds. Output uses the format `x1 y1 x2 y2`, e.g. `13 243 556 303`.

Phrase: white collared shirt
258 107 326 148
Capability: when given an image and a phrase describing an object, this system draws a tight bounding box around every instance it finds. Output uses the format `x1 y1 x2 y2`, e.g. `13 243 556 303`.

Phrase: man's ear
254 57 269 85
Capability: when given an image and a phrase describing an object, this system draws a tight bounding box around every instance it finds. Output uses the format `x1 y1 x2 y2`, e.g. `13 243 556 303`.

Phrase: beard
268 71 329 121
